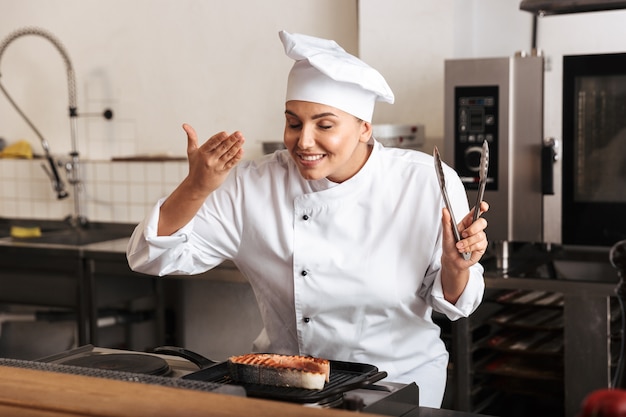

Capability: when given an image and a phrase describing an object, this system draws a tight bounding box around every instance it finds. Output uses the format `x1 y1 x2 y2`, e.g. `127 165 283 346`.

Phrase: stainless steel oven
444 54 545 247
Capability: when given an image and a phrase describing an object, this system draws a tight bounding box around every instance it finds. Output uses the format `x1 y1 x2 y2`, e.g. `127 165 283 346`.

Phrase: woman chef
127 30 489 407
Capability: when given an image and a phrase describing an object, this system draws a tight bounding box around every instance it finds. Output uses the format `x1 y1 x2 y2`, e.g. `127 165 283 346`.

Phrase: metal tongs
472 140 489 224
433 146 471 260
434 146 470 261
433 141 489 261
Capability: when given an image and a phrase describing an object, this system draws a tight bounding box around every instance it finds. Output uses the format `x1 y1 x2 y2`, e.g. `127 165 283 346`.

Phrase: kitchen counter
0 364 356 417
0 364 493 417
0 217 246 279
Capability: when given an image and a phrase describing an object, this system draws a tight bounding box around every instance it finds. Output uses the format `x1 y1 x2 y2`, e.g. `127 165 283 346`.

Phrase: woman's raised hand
183 123 245 196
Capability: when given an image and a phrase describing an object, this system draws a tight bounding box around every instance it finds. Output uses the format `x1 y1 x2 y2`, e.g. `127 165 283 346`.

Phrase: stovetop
15 344 420 413
38 344 201 378
0 347 243 397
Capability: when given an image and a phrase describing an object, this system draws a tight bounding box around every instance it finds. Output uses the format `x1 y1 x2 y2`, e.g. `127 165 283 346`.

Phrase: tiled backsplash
0 159 187 224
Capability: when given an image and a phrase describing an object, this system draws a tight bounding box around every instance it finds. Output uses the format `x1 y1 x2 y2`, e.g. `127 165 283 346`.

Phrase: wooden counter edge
0 365 383 417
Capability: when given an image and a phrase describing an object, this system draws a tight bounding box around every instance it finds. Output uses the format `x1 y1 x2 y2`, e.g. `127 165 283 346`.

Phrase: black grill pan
182 359 387 403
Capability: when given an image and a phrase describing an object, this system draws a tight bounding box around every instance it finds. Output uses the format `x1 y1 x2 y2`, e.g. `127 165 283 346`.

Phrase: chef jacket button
303 317 311 323
302 214 309 221
301 270 308 277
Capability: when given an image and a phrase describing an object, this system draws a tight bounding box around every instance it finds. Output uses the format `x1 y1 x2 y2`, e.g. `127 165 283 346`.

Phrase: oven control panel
454 86 498 191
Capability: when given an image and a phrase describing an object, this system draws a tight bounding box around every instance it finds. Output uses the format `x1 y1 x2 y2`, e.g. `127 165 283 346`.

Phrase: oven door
561 52 626 247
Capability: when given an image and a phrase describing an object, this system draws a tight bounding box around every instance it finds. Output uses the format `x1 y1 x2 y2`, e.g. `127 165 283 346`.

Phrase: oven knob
464 146 483 172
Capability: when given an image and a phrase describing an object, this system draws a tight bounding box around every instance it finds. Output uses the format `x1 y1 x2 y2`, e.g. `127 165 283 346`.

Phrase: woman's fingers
183 124 245 170
183 123 199 154
443 201 490 263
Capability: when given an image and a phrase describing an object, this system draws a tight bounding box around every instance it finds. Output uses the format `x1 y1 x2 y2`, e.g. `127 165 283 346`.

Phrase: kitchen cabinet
83 242 168 349
0 242 90 352
445 246 620 417
0 220 164 356
0 219 251 358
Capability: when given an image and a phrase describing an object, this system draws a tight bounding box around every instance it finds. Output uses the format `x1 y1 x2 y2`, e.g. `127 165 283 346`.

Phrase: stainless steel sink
0 219 135 246
12 228 130 245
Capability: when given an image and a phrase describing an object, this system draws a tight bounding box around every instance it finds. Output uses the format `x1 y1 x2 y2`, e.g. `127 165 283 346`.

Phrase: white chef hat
279 30 394 123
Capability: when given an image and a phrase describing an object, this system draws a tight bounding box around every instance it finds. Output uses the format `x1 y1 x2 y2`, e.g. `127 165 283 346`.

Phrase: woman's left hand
442 201 489 266
440 201 489 303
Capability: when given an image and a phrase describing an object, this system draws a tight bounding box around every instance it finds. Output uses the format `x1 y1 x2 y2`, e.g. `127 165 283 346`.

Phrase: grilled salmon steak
228 353 330 390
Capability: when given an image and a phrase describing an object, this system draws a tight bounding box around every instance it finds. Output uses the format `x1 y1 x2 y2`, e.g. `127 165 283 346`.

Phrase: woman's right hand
157 124 245 236
183 123 245 196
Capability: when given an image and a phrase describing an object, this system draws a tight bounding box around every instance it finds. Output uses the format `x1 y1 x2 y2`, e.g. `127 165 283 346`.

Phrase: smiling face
283 101 373 183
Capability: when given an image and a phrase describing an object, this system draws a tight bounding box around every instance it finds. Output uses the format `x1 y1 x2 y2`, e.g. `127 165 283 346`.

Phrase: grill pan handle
331 370 389 396
153 346 218 369
358 371 388 389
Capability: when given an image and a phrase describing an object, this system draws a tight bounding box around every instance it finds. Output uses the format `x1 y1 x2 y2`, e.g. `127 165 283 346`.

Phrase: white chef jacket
127 139 485 407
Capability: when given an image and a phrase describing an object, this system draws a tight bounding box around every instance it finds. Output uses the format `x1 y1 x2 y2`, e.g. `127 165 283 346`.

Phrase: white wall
359 0 533 144
0 0 357 162
359 0 456 140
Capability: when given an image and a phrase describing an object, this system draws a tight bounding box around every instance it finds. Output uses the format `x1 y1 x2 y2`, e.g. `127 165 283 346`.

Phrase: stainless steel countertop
81 237 131 253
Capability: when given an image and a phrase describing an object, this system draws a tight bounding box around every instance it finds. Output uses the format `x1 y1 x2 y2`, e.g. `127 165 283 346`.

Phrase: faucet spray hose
0 26 77 109
0 81 50 152
0 80 69 199
0 27 81 208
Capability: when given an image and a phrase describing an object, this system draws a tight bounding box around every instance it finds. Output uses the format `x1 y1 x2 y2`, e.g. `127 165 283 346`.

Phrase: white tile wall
0 158 187 224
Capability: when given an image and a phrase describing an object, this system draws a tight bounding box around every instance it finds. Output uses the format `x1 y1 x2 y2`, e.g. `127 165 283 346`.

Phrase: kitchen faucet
0 27 110 227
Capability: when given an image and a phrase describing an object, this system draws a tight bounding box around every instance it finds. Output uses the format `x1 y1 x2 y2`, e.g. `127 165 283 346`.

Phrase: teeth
301 154 324 161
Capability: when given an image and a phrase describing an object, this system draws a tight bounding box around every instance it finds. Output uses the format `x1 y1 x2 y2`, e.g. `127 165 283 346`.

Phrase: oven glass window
574 74 626 203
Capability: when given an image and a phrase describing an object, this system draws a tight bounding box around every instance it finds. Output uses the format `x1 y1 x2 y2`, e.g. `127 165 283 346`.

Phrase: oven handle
153 346 218 369
542 137 558 195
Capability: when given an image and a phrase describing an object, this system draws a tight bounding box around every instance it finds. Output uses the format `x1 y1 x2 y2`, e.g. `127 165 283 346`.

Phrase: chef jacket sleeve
126 196 231 276
429 265 485 320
